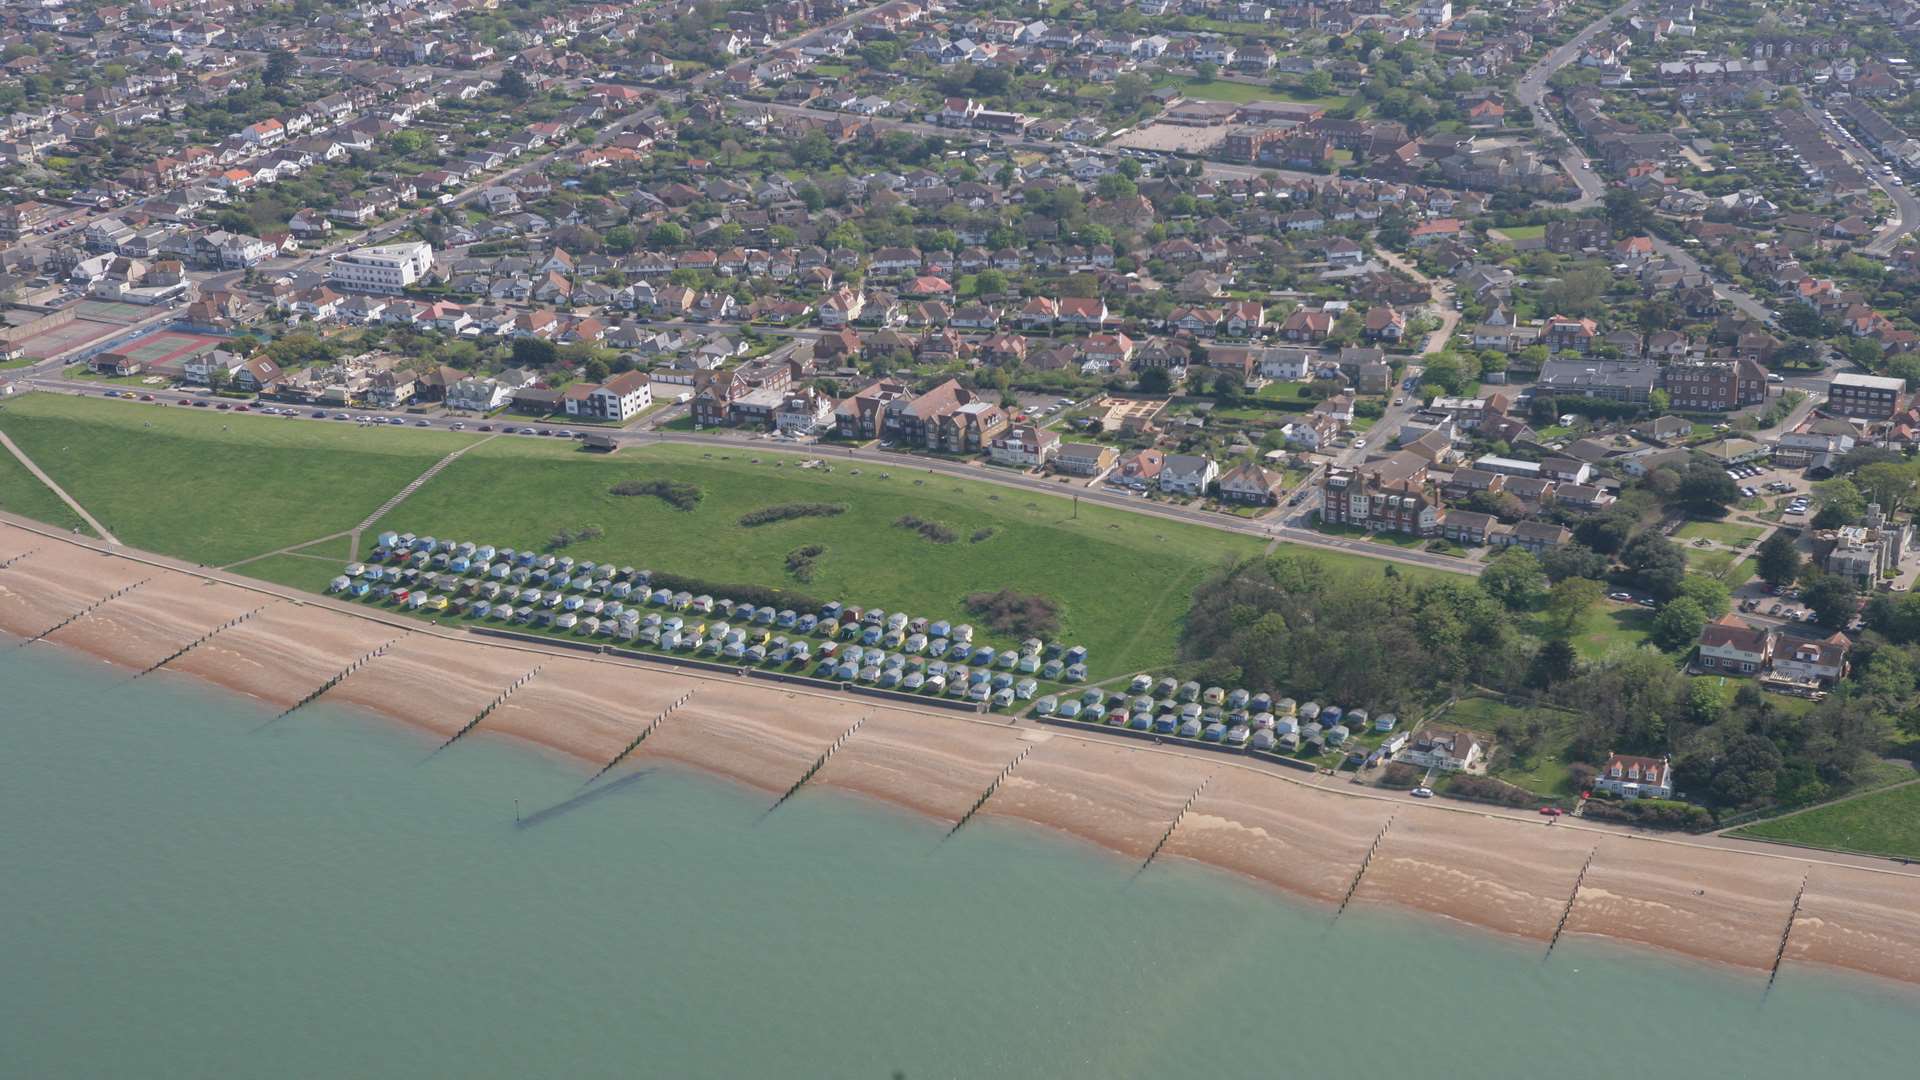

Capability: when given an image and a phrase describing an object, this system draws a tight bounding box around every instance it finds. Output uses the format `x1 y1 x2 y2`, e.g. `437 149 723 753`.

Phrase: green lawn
0 393 471 565
1563 602 1655 661
1685 548 1757 585
287 534 356 561
1674 520 1764 546
1493 224 1546 241
0 393 1451 680
235 553 355 595
363 439 1288 678
1163 78 1347 108
1732 781 1920 860
1440 694 1583 799
0 438 91 535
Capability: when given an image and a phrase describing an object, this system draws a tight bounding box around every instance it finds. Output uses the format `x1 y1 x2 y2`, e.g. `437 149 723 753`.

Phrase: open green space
1674 520 1764 546
364 439 1287 678
1685 548 1757 585
0 440 91 535
1559 602 1655 661
1162 78 1347 108
1441 694 1583 799
1731 780 1920 860
235 553 356 596
0 393 471 565
1493 224 1546 241
0 393 1463 680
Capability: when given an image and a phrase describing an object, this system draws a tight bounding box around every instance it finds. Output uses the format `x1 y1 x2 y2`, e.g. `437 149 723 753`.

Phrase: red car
1538 807 1564 817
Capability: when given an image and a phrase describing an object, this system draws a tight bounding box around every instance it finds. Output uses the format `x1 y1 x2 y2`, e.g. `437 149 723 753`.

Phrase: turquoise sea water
3 645 1915 1078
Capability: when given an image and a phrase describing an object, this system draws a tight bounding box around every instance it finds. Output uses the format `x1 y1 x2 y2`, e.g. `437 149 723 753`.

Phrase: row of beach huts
1033 675 1403 760
328 532 1093 708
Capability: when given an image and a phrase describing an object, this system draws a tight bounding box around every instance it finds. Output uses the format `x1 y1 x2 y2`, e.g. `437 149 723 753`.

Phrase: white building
328 241 434 294
1594 753 1673 799
567 371 653 422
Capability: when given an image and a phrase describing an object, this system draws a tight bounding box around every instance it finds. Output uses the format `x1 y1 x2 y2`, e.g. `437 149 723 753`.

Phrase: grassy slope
1674 520 1764 546
365 439 1284 677
0 440 90 535
1732 781 1920 860
0 394 1441 680
0 394 470 565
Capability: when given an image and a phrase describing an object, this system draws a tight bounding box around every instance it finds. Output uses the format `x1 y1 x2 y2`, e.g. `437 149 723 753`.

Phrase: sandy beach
4 517 1920 988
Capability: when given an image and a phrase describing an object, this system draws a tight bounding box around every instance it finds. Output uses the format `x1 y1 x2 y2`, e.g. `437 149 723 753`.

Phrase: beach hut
927 636 949 658
721 640 745 659
991 672 1014 691
1322 706 1344 728
579 617 600 636
753 606 777 626
555 612 578 631
858 665 881 684
1043 641 1064 660
1252 729 1277 752
472 600 492 619
796 614 819 635
996 650 1018 669
1347 709 1369 732
886 612 909 633
1299 702 1321 723
953 624 975 645
1032 695 1058 717
328 575 352 593
563 596 584 612
1250 692 1272 715
993 688 1015 709
1153 676 1178 699
877 669 902 689
1015 678 1038 701
861 625 883 646
670 591 692 610
903 671 926 691
1180 702 1204 724
1017 654 1040 674
1202 722 1226 743
1278 731 1300 752
1226 724 1251 747
926 674 949 696
776 609 798 629
1128 711 1153 732
884 628 906 650
905 633 928 655
928 619 951 640
1373 713 1397 733
1063 664 1087 683
969 645 994 666
1042 659 1064 680
1275 697 1297 718
350 582 371 599
863 608 886 628
406 592 427 610
1252 711 1275 731
821 601 845 622
1326 724 1350 747
1083 702 1107 722
1152 714 1178 734
554 556 574 573
1177 681 1201 704
1064 645 1087 666
789 641 811 663
690 595 713 614
1202 686 1226 707
1055 699 1082 720
1178 718 1203 739
377 531 401 549
1128 674 1153 694
1226 688 1250 710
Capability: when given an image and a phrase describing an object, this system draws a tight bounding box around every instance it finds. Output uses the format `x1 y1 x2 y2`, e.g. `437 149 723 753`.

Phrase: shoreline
4 517 1920 989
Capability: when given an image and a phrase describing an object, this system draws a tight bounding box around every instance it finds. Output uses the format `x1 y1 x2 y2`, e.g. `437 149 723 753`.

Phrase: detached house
1594 753 1673 799
1696 614 1773 675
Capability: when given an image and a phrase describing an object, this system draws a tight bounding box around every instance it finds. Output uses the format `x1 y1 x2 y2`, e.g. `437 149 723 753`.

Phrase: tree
1755 529 1802 588
500 69 533 101
1801 573 1859 629
1528 637 1578 688
1674 462 1740 514
511 337 557 369
1710 734 1784 807
1853 460 1919 512
264 49 295 88
646 222 686 249
1545 577 1604 637
1539 542 1607 582
1480 549 1546 610
1812 477 1867 528
1676 574 1730 617
1650 597 1707 653
1112 73 1152 111
793 130 834 169
1621 532 1688 602
1604 187 1652 236
972 268 1007 296
1210 370 1241 402
1193 61 1219 82
1136 367 1173 394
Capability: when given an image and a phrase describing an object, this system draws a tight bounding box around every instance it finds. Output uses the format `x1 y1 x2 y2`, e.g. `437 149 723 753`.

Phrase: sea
3 645 1914 1079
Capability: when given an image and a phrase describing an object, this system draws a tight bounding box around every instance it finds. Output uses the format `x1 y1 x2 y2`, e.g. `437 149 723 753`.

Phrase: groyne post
763 716 867 819
21 578 151 646
945 744 1034 841
1137 773 1214 877
1767 869 1812 993
1336 815 1395 919
136 604 272 677
258 635 405 727
435 664 543 754
583 688 697 786
1546 844 1599 957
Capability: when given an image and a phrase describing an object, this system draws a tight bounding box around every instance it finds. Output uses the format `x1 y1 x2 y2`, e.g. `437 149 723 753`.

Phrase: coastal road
1514 0 1642 209
4 384 1483 577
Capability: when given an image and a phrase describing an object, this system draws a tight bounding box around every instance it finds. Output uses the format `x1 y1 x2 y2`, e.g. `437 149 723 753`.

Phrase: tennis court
8 316 124 359
113 329 227 371
69 299 152 325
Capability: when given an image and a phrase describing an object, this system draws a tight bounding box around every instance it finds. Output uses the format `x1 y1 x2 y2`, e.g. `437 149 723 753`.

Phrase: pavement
1808 106 1920 257
1514 0 1642 209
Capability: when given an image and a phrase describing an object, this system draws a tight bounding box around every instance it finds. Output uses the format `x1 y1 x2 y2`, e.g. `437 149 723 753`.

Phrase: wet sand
1562 836 1805 971
6 518 1920 988
1352 810 1598 939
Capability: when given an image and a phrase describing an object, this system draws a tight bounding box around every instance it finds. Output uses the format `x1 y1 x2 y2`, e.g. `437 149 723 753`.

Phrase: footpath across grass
0 440 91 536
0 394 471 565
1732 781 1920 860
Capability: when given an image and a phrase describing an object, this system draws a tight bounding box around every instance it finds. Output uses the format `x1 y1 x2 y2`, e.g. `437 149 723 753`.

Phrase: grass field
0 394 469 565
362 438 1292 677
0 393 1451 679
1163 78 1347 109
1685 548 1757 585
1561 602 1655 661
1492 224 1546 241
0 439 91 535
1674 520 1764 546
1732 780 1920 860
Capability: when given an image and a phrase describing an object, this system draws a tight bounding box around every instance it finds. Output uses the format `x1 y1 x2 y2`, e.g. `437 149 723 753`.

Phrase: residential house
1696 613 1774 675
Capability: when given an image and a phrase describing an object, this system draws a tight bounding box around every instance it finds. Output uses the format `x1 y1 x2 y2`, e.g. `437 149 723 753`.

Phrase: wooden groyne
259 635 405 727
436 664 543 753
1336 816 1395 918
136 604 272 677
1546 844 1599 957
764 717 867 818
1767 870 1812 993
1138 774 1214 876
0 547 37 572
584 689 696 786
945 744 1034 840
20 578 150 645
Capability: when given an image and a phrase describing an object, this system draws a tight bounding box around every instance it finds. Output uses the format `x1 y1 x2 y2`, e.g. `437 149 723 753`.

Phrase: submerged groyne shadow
516 768 656 831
